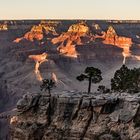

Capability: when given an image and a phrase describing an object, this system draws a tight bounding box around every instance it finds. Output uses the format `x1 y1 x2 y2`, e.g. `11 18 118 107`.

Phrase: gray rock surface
11 92 140 140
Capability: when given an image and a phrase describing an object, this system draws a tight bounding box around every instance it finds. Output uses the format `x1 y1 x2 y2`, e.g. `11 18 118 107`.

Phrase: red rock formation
28 53 48 81
97 26 133 64
28 52 48 63
52 22 90 58
0 23 8 31
41 20 58 35
14 25 43 43
14 21 58 43
103 26 132 46
57 40 77 58
28 53 59 82
24 25 44 41
68 22 89 34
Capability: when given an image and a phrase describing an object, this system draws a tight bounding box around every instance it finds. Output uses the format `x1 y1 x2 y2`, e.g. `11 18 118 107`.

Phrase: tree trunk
48 88 51 96
88 77 92 94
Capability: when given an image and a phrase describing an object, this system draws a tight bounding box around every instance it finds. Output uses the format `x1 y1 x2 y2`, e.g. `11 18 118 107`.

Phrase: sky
0 0 139 20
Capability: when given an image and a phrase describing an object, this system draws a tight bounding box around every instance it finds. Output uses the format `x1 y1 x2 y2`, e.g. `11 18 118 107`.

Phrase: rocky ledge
11 92 140 140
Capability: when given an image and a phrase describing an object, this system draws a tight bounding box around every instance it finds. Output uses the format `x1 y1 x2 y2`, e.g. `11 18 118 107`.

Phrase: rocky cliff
102 26 132 46
95 25 133 64
14 21 58 43
52 22 92 57
11 92 140 140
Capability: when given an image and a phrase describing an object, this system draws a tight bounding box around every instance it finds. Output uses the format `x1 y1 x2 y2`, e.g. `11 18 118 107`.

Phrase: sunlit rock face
92 23 101 30
101 26 133 64
14 21 58 43
24 25 44 41
0 23 8 31
40 20 58 35
101 25 140 63
91 23 102 35
52 22 91 57
103 26 132 46
28 53 48 81
68 22 89 34
28 53 58 82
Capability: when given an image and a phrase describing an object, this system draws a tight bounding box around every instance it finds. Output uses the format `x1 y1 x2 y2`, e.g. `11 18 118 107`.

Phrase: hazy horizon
0 0 139 20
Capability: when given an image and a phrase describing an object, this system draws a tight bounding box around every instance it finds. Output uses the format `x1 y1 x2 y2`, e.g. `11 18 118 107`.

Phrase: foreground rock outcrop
11 92 140 140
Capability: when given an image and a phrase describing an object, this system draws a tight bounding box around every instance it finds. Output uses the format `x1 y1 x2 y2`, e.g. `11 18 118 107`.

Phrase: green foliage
40 79 55 95
77 67 102 93
111 65 140 93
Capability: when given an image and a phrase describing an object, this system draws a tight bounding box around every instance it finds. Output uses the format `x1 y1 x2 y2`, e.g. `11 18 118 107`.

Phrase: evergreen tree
97 85 110 93
111 65 140 93
40 79 55 95
77 67 102 93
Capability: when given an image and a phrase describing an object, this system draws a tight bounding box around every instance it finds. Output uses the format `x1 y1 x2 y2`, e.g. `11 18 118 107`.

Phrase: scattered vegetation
76 67 102 93
97 85 111 93
111 65 140 93
40 79 55 95
40 65 139 95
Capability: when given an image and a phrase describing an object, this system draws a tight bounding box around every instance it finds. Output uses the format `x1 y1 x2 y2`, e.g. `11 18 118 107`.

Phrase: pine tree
111 65 140 93
40 79 55 95
77 67 102 93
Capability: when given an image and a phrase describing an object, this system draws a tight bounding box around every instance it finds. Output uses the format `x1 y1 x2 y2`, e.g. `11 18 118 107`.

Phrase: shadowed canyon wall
11 92 140 140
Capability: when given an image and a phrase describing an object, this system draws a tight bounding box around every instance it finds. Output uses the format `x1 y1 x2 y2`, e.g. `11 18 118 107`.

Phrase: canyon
0 20 140 139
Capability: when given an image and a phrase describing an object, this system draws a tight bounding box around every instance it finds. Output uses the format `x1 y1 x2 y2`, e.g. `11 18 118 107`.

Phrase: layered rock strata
52 22 91 58
11 92 140 140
